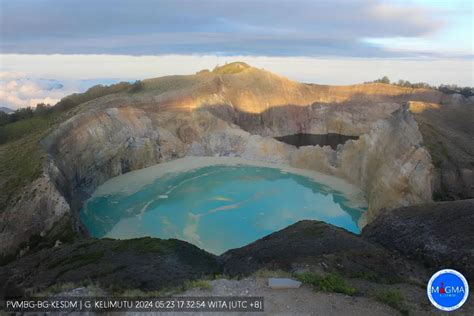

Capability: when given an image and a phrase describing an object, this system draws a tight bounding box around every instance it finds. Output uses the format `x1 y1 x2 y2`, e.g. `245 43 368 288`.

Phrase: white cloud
28 97 61 107
0 71 26 80
0 76 70 109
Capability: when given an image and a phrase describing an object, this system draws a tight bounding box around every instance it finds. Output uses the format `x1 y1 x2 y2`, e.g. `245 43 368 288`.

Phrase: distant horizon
1 0 472 109
2 54 472 110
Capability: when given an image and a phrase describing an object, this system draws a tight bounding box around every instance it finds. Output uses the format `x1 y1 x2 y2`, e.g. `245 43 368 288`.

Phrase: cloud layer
1 53 472 109
0 71 118 110
0 77 64 109
0 0 444 57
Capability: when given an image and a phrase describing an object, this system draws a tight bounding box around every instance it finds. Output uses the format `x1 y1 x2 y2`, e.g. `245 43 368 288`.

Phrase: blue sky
0 0 472 109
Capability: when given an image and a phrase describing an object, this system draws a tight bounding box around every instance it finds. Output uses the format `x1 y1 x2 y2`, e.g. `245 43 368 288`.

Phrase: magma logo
427 269 469 311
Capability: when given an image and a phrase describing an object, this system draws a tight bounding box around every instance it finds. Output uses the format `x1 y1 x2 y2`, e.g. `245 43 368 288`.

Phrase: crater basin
80 157 367 254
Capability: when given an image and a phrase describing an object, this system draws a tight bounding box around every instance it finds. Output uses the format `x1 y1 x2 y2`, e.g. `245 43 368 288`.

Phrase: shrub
129 80 144 93
183 279 212 291
296 272 356 295
375 289 409 315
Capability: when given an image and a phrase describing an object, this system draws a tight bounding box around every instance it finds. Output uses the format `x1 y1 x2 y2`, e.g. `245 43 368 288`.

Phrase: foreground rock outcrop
220 220 427 283
2 218 472 314
0 220 427 298
0 237 218 297
363 199 474 280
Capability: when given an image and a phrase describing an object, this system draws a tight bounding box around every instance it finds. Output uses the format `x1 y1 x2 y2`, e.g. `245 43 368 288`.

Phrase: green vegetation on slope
296 272 356 295
212 62 250 74
366 76 474 97
0 81 143 128
183 279 212 291
375 289 409 315
112 237 184 253
0 111 63 144
47 251 105 269
0 111 65 210
141 75 202 94
43 80 143 114
0 81 143 211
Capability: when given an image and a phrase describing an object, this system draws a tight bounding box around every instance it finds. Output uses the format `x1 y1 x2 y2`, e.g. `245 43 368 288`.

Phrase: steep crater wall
0 69 441 258
0 99 434 258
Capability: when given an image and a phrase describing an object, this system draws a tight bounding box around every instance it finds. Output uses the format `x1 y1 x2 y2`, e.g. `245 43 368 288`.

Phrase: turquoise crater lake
80 158 366 254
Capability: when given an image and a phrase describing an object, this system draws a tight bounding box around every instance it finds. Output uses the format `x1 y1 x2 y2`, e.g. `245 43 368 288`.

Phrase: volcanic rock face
363 199 474 280
219 220 427 283
289 107 433 221
0 65 459 257
408 99 474 200
0 161 72 259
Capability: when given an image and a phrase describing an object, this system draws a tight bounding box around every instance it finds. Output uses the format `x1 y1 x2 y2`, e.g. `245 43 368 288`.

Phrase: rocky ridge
363 198 474 280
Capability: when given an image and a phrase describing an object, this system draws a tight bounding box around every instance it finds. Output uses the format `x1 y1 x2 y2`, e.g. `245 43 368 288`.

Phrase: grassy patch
113 237 179 253
89 264 127 279
213 62 250 74
0 136 45 209
196 69 210 75
183 279 212 291
296 272 356 296
375 289 409 315
0 111 67 211
74 239 100 250
35 282 77 296
351 270 389 284
0 112 61 144
213 274 238 280
302 222 327 237
0 80 144 213
47 251 104 269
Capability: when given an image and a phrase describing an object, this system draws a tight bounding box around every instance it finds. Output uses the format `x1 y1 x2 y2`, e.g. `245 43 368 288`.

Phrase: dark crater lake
275 133 359 149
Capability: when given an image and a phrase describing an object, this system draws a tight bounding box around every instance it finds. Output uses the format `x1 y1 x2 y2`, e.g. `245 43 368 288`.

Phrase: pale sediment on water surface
93 156 367 209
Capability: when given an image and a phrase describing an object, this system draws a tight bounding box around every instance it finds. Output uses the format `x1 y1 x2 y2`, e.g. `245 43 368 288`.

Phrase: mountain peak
212 62 251 74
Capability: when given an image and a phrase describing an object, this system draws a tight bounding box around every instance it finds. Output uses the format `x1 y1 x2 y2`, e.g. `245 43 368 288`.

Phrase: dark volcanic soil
219 220 428 284
363 199 474 280
0 220 428 298
0 237 219 297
